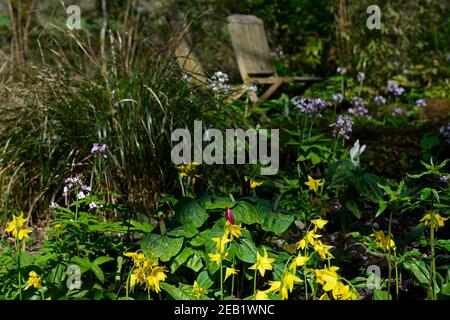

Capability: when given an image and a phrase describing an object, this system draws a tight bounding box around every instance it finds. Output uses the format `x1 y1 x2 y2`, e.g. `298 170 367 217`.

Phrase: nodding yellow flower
266 280 281 293
192 280 207 298
124 251 167 292
282 272 302 293
249 248 276 277
311 218 328 230
280 286 289 300
304 175 324 193
313 266 340 292
370 230 396 251
255 290 269 300
313 240 334 260
420 212 449 230
178 162 200 177
5 212 32 240
211 234 232 254
224 267 238 281
245 176 263 189
225 221 243 239
145 266 167 293
26 271 41 289
331 281 358 300
54 224 62 231
289 254 310 272
296 230 321 250
208 253 222 266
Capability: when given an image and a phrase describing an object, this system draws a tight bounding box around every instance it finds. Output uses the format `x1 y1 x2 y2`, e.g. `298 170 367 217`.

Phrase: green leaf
90 265 105 283
345 200 362 219
402 260 430 288
373 289 391 300
129 219 154 233
160 282 191 300
93 256 114 266
167 224 199 238
197 271 214 289
186 254 203 272
375 201 388 218
204 196 235 209
141 234 184 262
170 248 195 273
232 201 259 225
234 238 258 263
174 197 208 228
71 257 91 272
257 200 294 234
403 224 426 245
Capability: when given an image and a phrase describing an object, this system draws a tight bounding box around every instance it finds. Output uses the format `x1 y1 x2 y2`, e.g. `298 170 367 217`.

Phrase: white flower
77 191 86 199
349 139 366 167
49 201 58 209
89 202 99 209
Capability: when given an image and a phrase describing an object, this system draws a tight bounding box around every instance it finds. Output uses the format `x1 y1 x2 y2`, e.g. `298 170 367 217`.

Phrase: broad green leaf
402 260 430 288
93 256 114 266
204 196 235 209
375 201 388 218
174 197 208 228
141 234 184 262
232 201 259 225
90 264 105 283
160 283 191 300
167 224 199 238
71 257 91 272
257 200 294 234
186 254 203 272
345 200 362 219
197 271 214 289
234 238 258 263
170 248 194 273
373 289 391 300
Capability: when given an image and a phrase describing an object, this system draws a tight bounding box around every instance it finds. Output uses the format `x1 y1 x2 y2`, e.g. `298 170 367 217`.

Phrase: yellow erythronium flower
249 248 276 277
266 280 281 293
311 218 328 230
224 267 238 281
319 292 330 300
245 176 263 189
124 252 148 268
178 162 199 177
314 266 340 292
192 280 207 298
282 272 302 293
280 286 289 300
332 281 358 300
225 221 243 239
26 271 41 289
313 240 334 260
145 266 167 293
54 224 62 231
296 230 321 250
5 212 32 240
289 254 310 272
208 253 222 266
304 175 324 193
370 230 396 251
420 212 449 230
255 290 269 300
211 234 232 254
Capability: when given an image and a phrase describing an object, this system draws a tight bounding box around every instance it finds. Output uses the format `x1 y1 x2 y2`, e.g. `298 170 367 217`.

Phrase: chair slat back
227 14 276 81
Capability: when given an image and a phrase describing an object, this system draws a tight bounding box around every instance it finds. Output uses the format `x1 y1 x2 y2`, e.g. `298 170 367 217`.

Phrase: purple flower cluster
291 97 331 117
416 99 427 107
391 108 404 117
439 124 450 144
330 115 353 140
348 97 368 117
63 175 91 198
91 143 107 158
332 93 344 103
373 96 387 105
440 175 450 183
387 83 405 96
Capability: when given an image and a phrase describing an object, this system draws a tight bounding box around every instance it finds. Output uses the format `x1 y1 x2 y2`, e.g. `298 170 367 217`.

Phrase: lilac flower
337 67 347 75
207 71 230 93
439 124 450 144
330 115 353 140
91 143 107 158
291 97 331 117
77 191 86 199
357 72 365 82
49 201 58 209
373 96 387 105
351 97 365 107
242 83 258 93
440 175 450 183
387 82 405 96
416 99 427 107
332 93 344 103
391 108 404 117
89 202 99 209
62 175 91 198
348 106 369 117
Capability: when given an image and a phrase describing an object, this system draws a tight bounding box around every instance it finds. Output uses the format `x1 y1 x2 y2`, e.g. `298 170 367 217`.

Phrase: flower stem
16 239 23 300
220 260 224 300
253 269 257 295
430 211 437 300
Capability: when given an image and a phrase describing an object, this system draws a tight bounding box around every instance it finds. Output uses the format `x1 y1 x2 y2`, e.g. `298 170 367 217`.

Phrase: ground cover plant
0 0 449 301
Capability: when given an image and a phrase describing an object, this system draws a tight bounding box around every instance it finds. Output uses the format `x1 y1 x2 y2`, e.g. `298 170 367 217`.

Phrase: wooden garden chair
227 14 322 104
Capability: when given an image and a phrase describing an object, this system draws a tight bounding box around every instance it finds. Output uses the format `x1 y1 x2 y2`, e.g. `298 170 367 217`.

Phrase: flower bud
225 208 235 225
